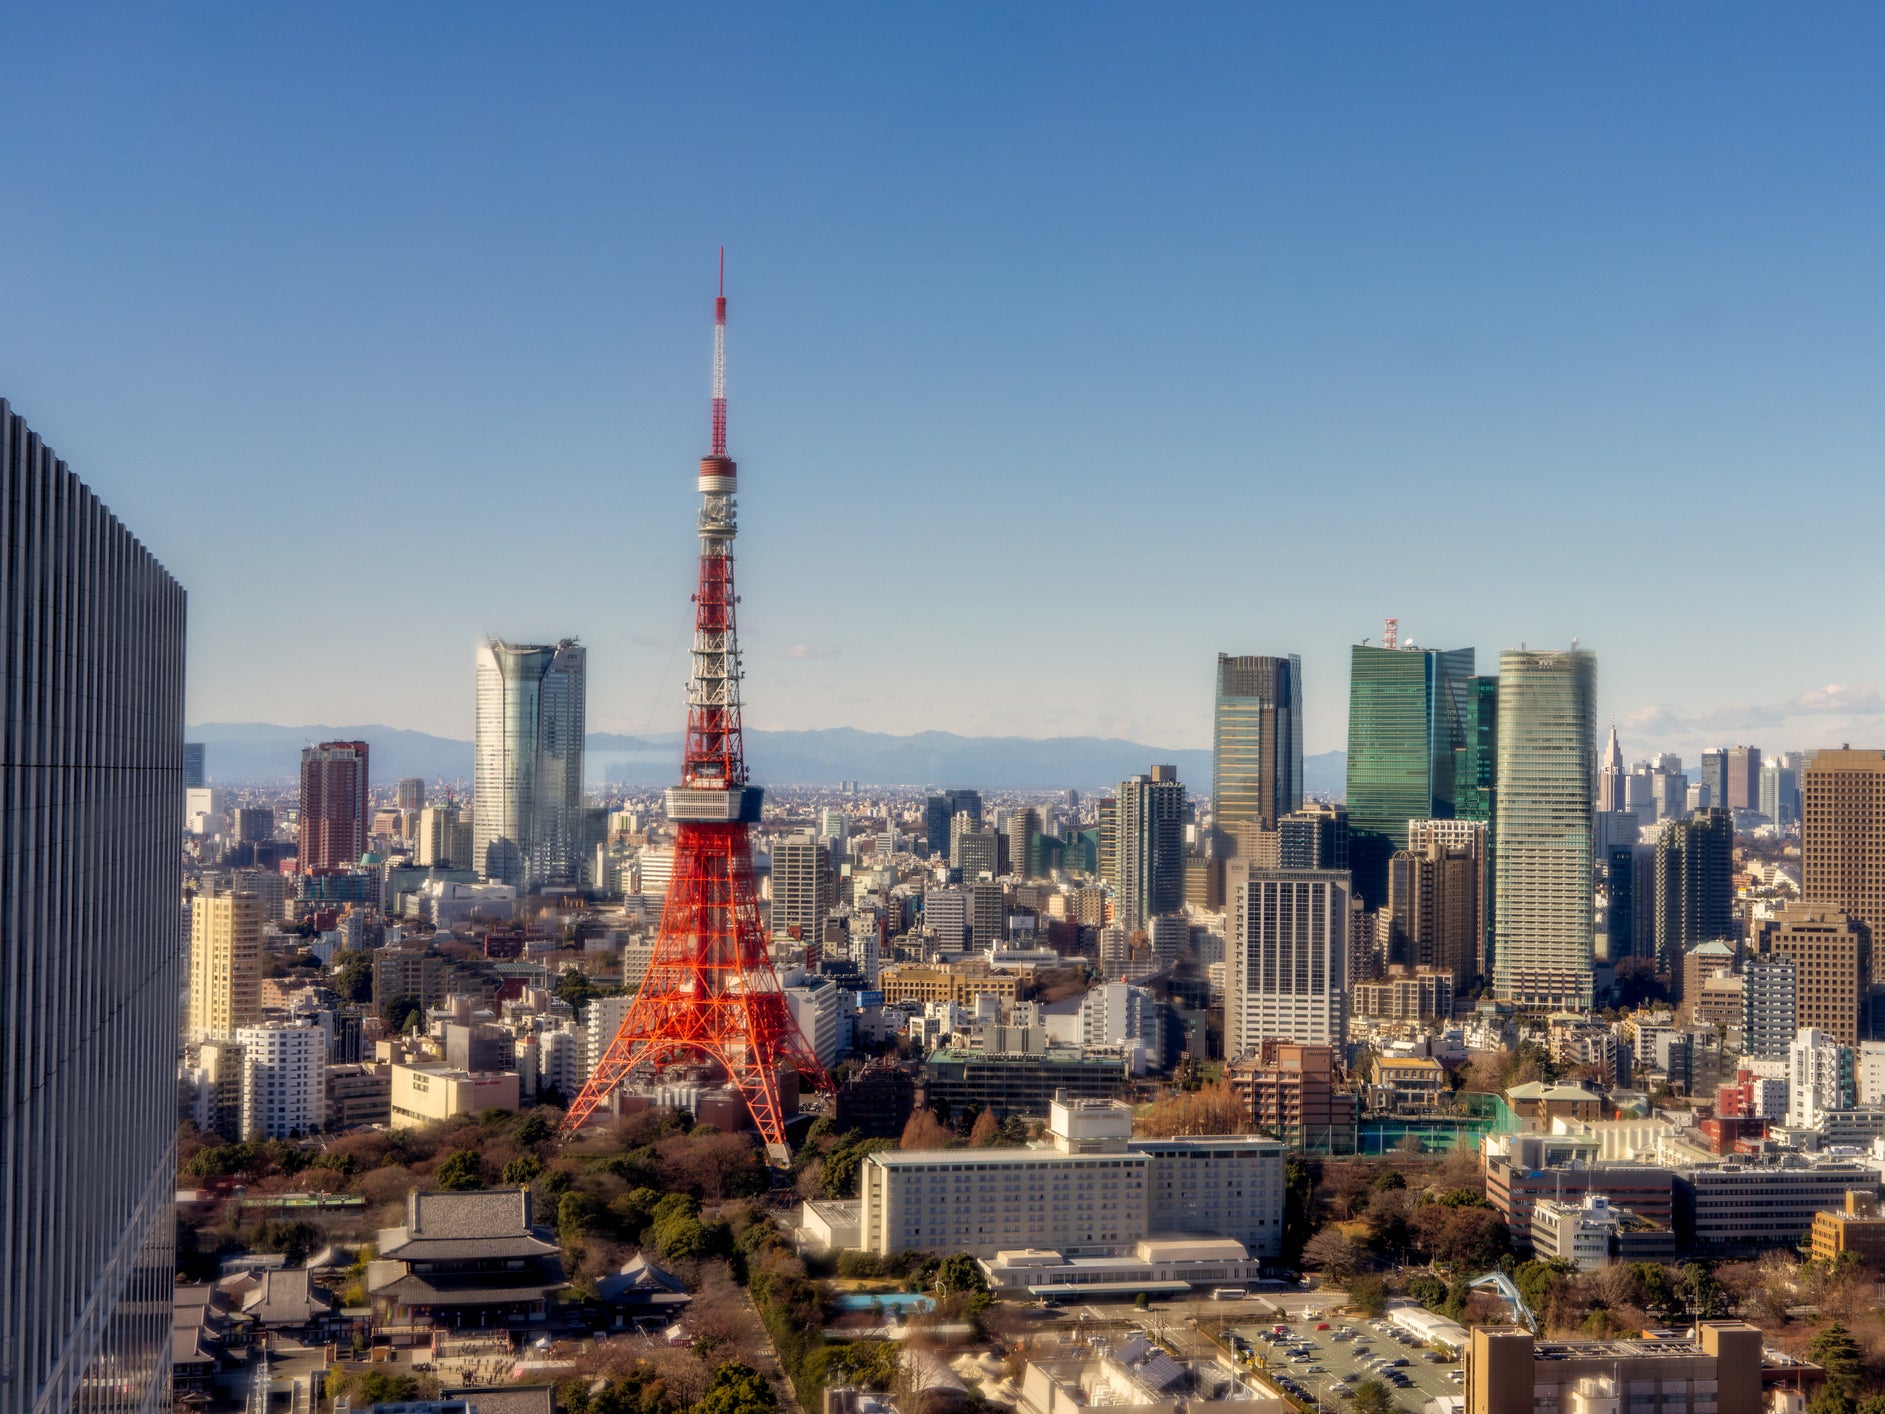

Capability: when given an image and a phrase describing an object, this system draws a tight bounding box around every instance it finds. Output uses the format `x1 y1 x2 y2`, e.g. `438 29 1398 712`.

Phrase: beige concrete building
1808 1189 1885 1267
389 1061 521 1128
856 1096 1283 1260
188 890 264 1040
1467 1324 1785 1414
878 959 1020 1008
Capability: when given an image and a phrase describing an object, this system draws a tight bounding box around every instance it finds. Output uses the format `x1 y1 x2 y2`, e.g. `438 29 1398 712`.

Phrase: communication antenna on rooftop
1383 618 1399 651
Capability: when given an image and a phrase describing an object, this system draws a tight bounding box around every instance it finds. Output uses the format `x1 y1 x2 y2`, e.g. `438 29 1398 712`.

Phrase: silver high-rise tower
473 638 587 889
1492 647 1598 1010
2 399 184 1414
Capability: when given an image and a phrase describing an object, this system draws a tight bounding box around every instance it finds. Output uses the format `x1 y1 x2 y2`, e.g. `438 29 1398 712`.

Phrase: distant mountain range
187 721 1348 795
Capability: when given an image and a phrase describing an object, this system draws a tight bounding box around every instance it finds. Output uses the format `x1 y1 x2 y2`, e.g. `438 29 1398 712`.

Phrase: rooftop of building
378 1188 560 1262
1506 1082 1604 1102
926 1047 1124 1067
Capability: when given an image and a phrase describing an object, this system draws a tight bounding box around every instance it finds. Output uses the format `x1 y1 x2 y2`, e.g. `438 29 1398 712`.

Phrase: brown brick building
1756 902 1868 1045
1802 748 1885 983
1225 1040 1357 1152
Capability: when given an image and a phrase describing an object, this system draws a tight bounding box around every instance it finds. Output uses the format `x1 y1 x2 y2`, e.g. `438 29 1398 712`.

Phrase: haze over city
7 6 1885 760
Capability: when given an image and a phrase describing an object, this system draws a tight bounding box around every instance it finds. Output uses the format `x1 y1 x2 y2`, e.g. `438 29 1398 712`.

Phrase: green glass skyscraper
1345 643 1475 908
1454 676 1499 823
1213 654 1303 834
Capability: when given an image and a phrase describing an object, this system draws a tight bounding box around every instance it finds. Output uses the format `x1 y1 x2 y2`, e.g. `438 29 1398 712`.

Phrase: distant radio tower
1383 617 1399 651
562 253 829 1159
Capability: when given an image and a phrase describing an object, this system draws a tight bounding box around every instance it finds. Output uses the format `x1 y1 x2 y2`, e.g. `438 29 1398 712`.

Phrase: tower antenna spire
711 246 728 458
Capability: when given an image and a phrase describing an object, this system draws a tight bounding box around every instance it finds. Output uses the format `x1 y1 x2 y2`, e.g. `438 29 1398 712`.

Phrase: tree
900 1110 952 1150
554 969 598 1019
558 1190 602 1247
1134 1080 1253 1137
822 1137 894 1198
1808 1323 1864 1398
332 950 373 1003
690 1362 777 1414
655 1213 709 1263
1282 1156 1319 1261
433 1150 484 1191
933 1253 988 1297
1351 1379 1394 1414
1303 1227 1367 1282
503 1152 544 1186
1678 1262 1727 1319
382 994 424 1034
1348 1275 1388 1317
1406 1273 1447 1310
968 1110 1001 1147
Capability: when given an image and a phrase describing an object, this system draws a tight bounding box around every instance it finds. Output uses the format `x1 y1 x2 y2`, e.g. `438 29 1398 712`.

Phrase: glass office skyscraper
1492 647 1598 1011
1344 643 1475 908
473 638 587 889
1212 654 1303 835
2 399 183 1414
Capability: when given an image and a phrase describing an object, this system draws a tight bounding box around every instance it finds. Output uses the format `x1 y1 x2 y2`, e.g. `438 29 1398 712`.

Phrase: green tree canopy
433 1150 484 1191
689 1363 777 1414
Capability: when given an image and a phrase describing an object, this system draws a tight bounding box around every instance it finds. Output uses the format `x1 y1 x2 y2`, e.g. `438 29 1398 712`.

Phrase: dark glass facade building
1212 653 1303 833
1344 643 1475 908
2 399 184 1414
1654 808 1735 978
1454 675 1499 823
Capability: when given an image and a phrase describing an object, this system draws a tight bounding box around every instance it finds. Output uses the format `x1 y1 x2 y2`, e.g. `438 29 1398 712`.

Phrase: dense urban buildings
1345 642 1475 907
1492 647 1597 1010
1 398 183 1414
298 739 370 870
473 638 588 889
1212 653 1303 839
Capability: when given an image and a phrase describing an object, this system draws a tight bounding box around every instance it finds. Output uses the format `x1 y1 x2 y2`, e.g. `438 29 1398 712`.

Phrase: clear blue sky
6 5 1884 762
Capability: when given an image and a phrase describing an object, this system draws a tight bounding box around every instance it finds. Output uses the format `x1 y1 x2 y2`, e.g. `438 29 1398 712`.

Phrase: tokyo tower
562 254 829 1160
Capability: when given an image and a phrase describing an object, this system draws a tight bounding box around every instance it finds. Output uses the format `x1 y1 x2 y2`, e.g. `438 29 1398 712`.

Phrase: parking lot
1224 1314 1464 1414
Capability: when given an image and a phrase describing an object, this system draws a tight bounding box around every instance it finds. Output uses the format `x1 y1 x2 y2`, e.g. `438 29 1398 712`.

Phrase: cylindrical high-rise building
1 398 185 1414
473 638 587 889
1492 647 1597 1011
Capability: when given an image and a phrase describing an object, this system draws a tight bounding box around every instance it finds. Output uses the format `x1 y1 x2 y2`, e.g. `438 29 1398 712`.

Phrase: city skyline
7 8 1885 761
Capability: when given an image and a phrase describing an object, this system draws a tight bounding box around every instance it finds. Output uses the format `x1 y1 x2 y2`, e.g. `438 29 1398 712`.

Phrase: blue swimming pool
834 1292 935 1314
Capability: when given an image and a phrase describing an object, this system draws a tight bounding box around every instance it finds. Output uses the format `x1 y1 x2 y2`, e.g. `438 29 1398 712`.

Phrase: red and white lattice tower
562 254 829 1159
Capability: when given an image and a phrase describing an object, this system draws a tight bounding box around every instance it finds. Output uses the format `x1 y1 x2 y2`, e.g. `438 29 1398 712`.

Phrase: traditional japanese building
367 1189 566 1332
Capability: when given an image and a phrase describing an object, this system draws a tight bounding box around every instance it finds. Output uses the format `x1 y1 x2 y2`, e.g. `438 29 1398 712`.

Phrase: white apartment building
234 1022 327 1139
785 974 843 1069
855 1096 1283 1259
924 887 970 951
1225 864 1348 1055
1080 983 1164 1056
1530 1193 1623 1271
1788 1028 1855 1128
538 1022 583 1098
584 994 635 1081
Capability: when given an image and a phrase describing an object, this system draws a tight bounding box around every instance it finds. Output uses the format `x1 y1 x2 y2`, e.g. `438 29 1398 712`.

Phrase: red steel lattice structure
563 255 828 1158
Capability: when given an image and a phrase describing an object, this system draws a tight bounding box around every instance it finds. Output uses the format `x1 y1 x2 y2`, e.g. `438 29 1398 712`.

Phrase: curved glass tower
473 638 586 889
